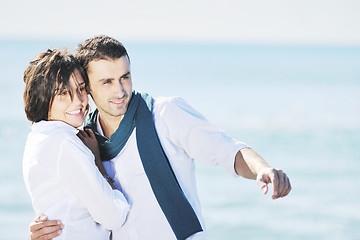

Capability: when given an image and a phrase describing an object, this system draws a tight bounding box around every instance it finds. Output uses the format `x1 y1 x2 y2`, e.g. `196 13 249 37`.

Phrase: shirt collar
96 113 105 137
95 112 124 139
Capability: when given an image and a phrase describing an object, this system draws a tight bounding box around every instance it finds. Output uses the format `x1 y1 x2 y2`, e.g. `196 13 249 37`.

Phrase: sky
1 0 360 46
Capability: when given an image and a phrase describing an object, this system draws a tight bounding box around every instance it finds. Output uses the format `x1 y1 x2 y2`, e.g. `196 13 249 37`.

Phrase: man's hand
256 168 291 199
234 148 291 199
29 215 63 240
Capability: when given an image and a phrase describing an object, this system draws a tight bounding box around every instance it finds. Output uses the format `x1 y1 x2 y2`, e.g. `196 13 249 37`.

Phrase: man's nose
113 81 125 98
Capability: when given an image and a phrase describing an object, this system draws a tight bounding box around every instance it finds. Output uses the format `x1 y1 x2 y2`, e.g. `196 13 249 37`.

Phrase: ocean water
0 39 359 239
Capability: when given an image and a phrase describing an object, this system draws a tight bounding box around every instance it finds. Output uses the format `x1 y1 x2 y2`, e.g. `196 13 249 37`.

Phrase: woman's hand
77 129 116 189
77 129 101 160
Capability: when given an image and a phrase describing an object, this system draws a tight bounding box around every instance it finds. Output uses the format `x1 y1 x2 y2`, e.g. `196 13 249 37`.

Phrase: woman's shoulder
29 121 85 150
32 121 78 135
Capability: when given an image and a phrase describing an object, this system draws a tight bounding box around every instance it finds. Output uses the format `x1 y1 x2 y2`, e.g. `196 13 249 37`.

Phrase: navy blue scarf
85 92 202 240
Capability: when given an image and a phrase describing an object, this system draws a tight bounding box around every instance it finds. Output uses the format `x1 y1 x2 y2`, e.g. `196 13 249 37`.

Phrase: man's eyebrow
96 72 130 82
121 72 131 78
97 77 114 82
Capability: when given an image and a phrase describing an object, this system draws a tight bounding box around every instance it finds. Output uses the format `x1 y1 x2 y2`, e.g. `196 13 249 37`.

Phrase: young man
29 35 291 240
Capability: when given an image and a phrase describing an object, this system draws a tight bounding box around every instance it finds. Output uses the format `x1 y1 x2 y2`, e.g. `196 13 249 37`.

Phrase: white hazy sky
1 0 360 46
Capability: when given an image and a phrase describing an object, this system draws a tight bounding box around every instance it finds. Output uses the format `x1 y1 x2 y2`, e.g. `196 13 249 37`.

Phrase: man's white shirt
98 96 249 240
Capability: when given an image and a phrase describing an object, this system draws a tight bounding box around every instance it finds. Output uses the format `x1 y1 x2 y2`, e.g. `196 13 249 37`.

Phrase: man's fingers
31 228 62 240
33 215 47 223
283 181 292 197
257 168 291 200
271 170 280 199
42 230 63 240
30 220 62 233
261 184 268 194
257 175 270 195
30 221 63 240
278 172 288 197
272 170 292 199
279 172 291 198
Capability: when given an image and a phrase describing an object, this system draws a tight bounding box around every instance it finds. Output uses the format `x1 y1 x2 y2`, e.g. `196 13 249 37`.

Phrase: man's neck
98 113 123 139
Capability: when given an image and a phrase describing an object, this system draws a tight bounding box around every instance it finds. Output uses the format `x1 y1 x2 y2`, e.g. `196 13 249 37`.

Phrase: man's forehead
87 58 130 83
87 57 130 73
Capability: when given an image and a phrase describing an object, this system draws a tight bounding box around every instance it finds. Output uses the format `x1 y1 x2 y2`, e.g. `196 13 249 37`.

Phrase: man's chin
111 106 128 117
99 108 127 119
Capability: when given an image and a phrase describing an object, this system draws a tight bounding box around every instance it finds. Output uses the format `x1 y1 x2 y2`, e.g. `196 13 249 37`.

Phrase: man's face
87 56 132 120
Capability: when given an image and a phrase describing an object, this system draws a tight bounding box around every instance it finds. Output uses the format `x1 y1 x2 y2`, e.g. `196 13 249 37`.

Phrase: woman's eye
59 90 68 96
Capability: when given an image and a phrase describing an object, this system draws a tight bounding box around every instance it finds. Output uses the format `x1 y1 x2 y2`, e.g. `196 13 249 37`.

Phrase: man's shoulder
153 96 194 119
153 95 181 104
152 95 206 123
152 96 186 125
153 96 187 112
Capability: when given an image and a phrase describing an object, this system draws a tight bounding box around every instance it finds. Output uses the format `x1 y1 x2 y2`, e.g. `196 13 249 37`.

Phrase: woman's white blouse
23 121 130 240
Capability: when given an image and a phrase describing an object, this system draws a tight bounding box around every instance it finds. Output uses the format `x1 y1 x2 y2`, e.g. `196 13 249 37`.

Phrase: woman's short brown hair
23 49 89 123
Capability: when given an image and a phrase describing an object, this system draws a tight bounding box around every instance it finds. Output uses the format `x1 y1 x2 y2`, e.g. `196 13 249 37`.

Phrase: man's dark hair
23 49 89 123
76 35 130 74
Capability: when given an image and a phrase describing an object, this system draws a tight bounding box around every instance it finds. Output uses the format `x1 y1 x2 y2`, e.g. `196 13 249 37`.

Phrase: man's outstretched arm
29 215 63 240
234 147 291 199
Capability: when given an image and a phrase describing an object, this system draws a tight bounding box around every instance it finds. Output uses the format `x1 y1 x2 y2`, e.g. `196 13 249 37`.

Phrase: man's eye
104 80 111 84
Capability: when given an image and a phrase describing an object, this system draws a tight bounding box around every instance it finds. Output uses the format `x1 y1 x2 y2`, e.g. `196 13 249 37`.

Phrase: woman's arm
56 135 129 230
28 130 128 239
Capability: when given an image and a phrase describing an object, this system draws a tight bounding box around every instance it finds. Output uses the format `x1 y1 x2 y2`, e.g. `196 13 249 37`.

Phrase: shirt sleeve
156 97 249 177
55 136 130 230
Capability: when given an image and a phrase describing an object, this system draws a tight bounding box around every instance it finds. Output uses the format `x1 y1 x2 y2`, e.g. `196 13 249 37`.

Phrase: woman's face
48 69 88 128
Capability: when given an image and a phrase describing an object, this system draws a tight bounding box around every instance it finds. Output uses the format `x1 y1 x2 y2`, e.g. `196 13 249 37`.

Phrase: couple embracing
23 35 291 240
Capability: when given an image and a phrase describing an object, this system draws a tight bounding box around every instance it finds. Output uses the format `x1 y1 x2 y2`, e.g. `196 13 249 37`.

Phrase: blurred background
1 0 359 239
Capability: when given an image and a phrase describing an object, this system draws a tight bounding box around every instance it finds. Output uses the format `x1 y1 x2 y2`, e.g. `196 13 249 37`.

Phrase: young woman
23 49 130 239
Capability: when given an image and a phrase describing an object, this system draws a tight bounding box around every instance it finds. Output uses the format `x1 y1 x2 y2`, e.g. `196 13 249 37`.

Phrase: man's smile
110 99 126 105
